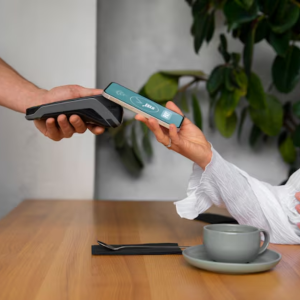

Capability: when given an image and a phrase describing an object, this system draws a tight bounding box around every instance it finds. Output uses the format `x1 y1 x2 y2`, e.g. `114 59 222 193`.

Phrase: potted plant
109 0 300 179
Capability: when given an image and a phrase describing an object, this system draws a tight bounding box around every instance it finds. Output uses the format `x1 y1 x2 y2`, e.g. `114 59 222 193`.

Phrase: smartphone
102 82 184 129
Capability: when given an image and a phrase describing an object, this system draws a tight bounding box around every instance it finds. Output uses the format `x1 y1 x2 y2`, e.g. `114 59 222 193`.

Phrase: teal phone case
104 83 184 128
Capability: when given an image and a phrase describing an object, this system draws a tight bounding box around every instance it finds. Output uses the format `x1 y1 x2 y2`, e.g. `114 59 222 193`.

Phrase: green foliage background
109 0 300 177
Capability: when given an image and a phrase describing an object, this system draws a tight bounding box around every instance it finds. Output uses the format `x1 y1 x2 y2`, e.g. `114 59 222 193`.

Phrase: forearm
176 146 300 244
0 58 45 113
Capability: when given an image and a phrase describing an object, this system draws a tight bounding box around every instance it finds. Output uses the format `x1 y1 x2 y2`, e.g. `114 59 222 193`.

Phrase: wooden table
0 200 299 300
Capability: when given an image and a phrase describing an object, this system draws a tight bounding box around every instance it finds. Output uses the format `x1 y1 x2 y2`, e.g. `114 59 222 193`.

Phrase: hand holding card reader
26 95 124 128
102 82 184 129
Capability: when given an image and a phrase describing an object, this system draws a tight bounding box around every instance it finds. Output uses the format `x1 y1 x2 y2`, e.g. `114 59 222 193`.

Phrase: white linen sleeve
174 146 300 244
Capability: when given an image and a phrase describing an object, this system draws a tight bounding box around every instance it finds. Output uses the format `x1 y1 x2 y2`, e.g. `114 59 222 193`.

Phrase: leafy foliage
192 94 203 129
272 46 300 93
108 0 300 175
279 135 297 164
249 95 283 136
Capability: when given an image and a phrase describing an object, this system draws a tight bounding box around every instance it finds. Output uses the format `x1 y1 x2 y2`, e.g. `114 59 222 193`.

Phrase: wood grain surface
0 200 299 300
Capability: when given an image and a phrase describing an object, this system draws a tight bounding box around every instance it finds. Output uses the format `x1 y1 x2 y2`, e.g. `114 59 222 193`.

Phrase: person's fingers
45 118 62 141
34 119 47 135
69 115 87 134
135 114 148 123
148 118 170 146
87 124 105 135
136 115 178 147
169 124 181 147
295 193 300 215
73 85 103 97
165 101 184 116
165 101 192 126
298 223 300 230
57 115 74 138
135 115 155 133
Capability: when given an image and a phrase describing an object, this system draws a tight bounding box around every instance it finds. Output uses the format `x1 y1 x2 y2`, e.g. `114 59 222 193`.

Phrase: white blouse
174 145 300 244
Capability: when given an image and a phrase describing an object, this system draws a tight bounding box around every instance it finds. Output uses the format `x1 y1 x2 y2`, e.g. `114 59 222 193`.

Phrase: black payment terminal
25 94 124 128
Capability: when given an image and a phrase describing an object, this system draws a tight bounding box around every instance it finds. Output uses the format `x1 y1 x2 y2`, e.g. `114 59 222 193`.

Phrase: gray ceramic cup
203 224 270 263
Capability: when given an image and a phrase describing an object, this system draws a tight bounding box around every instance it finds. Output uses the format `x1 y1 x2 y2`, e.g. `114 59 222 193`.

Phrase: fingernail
297 223 300 229
296 192 300 198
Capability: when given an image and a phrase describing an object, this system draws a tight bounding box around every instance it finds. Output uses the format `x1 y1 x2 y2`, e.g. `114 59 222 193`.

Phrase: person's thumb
75 85 103 97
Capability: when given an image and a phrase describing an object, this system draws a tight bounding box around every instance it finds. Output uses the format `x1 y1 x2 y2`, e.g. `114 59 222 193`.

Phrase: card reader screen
104 83 184 128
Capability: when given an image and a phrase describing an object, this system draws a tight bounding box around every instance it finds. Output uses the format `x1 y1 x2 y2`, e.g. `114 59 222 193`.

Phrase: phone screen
104 82 184 128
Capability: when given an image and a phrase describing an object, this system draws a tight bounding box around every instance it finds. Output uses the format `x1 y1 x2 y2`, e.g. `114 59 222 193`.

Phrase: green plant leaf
283 101 292 115
270 2 299 34
218 34 231 63
243 25 255 76
209 96 218 129
231 53 241 68
145 72 178 102
234 0 254 10
138 85 148 97
161 70 206 79
272 46 300 93
293 9 300 33
192 94 202 129
207 66 225 96
259 0 280 17
237 23 250 44
279 135 297 164
225 68 235 91
249 124 262 147
142 131 153 157
232 69 248 94
219 88 242 116
246 72 266 109
180 92 189 113
292 125 300 147
186 0 193 7
117 142 143 175
131 125 144 167
219 34 229 58
269 30 291 56
224 0 258 25
192 0 209 17
140 122 148 134
278 130 288 147
214 100 238 138
255 18 269 43
206 11 215 43
193 13 209 53
113 125 126 148
292 101 300 118
238 106 248 141
140 122 153 157
249 94 283 136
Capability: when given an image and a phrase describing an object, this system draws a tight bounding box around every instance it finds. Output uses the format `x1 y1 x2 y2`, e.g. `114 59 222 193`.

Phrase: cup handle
258 229 270 255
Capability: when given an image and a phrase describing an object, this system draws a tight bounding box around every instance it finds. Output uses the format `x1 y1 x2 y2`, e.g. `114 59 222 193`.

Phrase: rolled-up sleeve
174 145 300 244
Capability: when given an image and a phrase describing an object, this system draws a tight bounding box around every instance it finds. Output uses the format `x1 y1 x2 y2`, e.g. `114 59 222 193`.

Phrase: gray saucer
183 245 281 274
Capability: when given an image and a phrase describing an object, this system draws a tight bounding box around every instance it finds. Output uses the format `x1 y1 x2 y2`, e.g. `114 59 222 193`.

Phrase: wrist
196 142 212 170
22 87 47 113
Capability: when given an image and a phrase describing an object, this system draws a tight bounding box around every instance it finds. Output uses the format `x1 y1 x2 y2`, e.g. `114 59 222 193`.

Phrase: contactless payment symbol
130 96 159 113
161 109 172 120
116 90 126 96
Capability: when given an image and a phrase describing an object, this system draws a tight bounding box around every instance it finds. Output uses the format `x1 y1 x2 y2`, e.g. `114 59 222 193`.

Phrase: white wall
0 0 97 218
95 0 294 201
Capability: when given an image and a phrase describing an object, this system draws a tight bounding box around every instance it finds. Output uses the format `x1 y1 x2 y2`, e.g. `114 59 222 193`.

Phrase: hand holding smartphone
102 82 184 129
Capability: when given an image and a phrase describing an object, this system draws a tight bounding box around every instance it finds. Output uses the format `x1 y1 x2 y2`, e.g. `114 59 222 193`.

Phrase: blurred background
0 0 296 219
